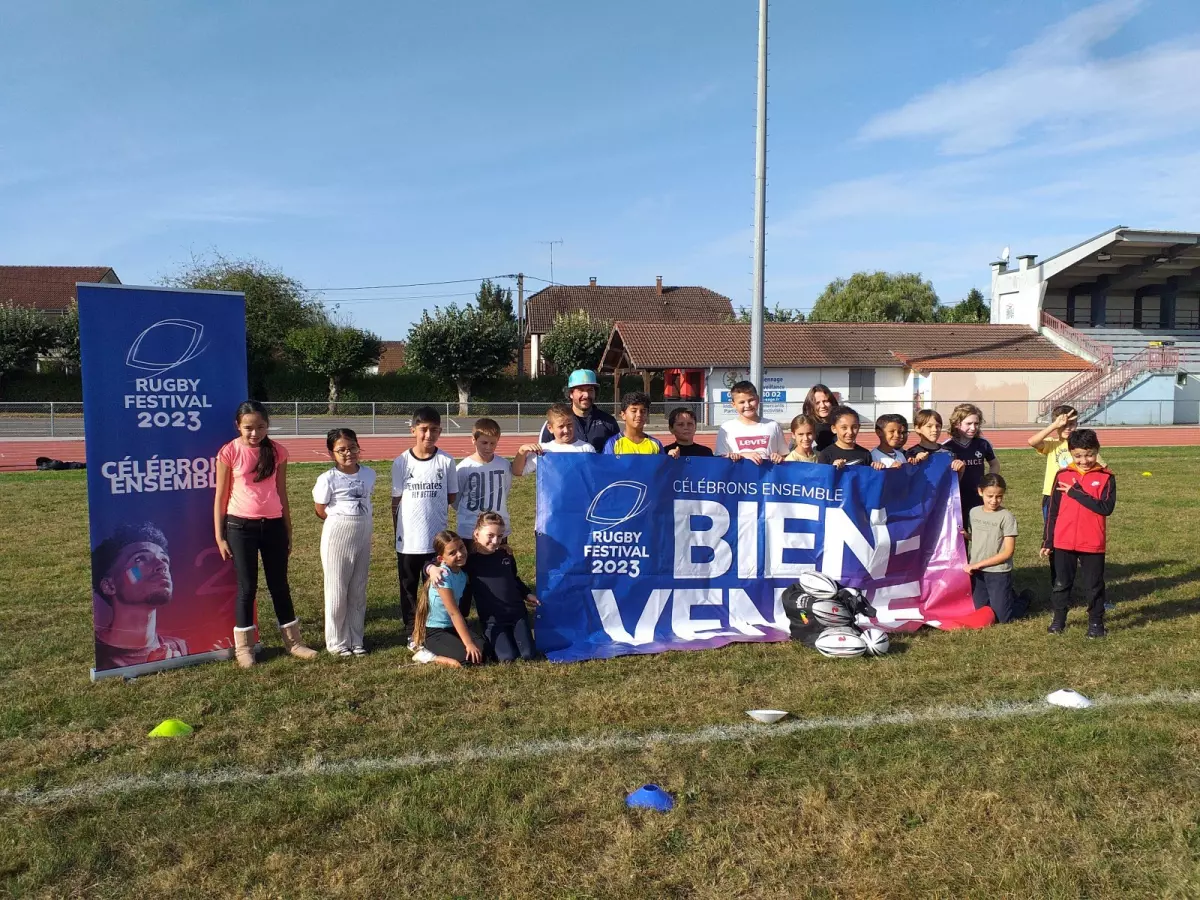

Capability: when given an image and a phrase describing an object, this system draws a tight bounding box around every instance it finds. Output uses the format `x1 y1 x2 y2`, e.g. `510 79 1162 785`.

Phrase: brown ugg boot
233 625 257 668
279 620 318 660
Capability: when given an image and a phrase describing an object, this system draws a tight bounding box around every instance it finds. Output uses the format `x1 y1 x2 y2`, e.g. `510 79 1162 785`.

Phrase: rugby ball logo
585 480 650 527
126 319 206 376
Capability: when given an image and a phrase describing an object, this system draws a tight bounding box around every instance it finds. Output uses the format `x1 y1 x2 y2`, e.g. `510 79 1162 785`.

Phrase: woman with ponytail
214 400 318 667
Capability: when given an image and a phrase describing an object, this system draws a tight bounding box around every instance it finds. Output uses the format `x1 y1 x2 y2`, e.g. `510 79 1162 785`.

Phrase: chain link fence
0 398 1187 439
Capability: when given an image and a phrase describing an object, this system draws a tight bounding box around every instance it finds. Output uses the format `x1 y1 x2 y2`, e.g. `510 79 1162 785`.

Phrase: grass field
3 447 1200 898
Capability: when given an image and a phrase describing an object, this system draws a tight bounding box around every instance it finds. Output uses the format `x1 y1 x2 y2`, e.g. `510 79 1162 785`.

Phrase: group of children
210 380 1117 671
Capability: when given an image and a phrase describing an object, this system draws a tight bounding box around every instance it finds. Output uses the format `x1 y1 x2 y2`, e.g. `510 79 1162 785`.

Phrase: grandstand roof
599 322 1091 373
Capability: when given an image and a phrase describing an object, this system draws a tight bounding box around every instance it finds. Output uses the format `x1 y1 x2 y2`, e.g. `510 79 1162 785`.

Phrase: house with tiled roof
0 266 121 314
370 340 406 374
522 276 733 377
599 321 1092 426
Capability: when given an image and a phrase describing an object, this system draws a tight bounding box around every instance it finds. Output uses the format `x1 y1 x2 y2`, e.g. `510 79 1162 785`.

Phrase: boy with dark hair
715 380 786 463
604 392 663 455
456 417 513 538
664 406 713 457
870 413 910 468
1042 428 1116 638
392 406 459 646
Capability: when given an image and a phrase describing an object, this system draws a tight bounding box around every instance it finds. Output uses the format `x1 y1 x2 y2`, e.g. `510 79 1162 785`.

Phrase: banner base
90 644 261 682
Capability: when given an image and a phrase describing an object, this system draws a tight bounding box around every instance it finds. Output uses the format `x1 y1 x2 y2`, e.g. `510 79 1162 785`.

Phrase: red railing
1040 312 1114 365
1038 346 1179 417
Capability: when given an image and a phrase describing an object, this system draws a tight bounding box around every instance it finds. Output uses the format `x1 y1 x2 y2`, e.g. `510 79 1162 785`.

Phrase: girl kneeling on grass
214 400 318 668
412 531 483 667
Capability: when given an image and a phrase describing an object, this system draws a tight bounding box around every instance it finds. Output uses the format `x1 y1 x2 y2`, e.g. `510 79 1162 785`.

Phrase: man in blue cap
539 369 620 453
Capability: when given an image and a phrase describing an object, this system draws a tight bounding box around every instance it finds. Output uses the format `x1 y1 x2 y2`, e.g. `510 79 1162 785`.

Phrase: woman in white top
312 428 377 656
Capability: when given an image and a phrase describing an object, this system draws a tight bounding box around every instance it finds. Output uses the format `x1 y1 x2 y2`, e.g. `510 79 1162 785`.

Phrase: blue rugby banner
534 453 974 662
80 283 247 680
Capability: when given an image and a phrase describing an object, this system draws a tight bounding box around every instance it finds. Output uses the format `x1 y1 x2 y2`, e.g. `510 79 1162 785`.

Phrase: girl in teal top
411 531 482 667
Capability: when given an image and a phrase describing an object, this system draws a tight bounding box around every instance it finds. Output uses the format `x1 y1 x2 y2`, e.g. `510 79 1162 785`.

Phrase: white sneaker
406 639 417 652
412 648 436 665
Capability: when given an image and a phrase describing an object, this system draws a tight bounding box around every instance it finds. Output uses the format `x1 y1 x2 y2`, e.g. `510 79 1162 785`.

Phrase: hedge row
2 369 665 403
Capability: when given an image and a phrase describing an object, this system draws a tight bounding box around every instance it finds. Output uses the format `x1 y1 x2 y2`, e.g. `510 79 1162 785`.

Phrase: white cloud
858 0 1200 155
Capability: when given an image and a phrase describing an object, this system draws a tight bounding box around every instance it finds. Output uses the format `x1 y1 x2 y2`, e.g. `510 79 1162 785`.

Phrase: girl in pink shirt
214 400 318 667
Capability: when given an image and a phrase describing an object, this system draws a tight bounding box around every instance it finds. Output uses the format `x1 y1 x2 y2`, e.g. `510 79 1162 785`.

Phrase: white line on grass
4 689 1199 807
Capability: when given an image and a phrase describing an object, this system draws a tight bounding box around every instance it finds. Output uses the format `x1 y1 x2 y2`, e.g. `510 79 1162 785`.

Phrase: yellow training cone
148 718 194 738
1142 471 1152 477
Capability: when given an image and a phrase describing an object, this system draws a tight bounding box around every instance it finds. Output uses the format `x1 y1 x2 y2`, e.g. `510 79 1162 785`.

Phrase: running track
4 427 1200 472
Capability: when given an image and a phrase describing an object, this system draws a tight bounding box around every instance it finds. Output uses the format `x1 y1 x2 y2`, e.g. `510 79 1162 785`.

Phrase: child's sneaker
1086 620 1107 639
352 645 368 656
412 648 436 664
1047 614 1067 634
406 639 418 652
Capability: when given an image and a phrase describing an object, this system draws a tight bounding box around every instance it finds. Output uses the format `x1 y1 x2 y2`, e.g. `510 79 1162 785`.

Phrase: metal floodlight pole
750 0 768 392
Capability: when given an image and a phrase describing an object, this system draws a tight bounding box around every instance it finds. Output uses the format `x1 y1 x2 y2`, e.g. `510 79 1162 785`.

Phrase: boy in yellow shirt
604 392 663 455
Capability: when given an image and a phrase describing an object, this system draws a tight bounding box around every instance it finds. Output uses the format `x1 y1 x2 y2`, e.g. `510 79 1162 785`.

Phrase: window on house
848 368 875 402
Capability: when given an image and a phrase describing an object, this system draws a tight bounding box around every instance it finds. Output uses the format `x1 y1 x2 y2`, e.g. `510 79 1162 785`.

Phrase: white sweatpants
320 515 373 652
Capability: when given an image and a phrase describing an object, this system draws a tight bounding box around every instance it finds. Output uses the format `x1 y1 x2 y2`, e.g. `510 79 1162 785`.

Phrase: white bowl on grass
746 709 788 724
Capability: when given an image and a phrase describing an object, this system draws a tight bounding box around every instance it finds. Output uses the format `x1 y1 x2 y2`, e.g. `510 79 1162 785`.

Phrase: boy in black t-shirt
816 405 873 467
942 403 999 517
663 407 714 458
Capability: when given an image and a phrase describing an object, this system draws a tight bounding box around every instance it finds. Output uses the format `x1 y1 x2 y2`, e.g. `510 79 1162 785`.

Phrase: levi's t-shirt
716 419 787 458
218 439 289 519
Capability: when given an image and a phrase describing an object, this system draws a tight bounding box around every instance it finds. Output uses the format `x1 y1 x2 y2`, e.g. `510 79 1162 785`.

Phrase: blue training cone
626 783 674 812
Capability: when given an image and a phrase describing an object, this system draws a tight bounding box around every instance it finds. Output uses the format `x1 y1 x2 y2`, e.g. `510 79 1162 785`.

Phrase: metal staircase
1037 314 1179 419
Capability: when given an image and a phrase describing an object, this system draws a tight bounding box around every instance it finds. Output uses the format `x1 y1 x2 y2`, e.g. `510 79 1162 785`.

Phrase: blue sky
4 0 1200 338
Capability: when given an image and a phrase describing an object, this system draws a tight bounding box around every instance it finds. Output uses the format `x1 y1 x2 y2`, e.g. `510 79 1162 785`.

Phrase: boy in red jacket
1041 429 1116 638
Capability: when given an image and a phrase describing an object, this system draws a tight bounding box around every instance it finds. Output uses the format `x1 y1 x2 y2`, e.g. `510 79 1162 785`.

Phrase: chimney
589 277 597 287
655 275 663 295
990 260 1008 276
1017 254 1036 271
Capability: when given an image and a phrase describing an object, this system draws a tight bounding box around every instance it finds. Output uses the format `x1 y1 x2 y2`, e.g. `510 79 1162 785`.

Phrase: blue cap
567 369 599 389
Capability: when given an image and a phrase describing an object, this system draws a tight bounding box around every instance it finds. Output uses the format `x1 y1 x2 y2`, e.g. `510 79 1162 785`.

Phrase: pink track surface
3 427 1198 472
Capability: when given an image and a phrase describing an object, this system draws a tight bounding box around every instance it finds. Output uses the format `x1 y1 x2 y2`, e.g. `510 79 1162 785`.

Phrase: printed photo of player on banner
534 453 975 663
79 283 247 680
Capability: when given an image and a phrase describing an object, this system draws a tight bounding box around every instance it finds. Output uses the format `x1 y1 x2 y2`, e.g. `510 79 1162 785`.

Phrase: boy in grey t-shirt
964 474 1031 623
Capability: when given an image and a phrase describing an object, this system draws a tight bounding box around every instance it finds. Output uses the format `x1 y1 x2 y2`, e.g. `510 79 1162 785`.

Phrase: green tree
936 287 991 324
405 304 521 413
0 303 58 391
730 304 806 323
808 272 940 323
55 302 80 370
163 254 327 396
284 323 383 414
476 278 515 320
539 310 612 375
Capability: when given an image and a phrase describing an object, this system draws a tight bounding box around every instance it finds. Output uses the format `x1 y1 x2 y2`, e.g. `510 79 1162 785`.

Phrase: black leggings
225 515 295 629
484 616 536 662
424 625 482 664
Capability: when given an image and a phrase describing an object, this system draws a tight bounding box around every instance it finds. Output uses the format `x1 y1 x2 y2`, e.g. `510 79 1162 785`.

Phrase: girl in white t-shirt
313 428 377 656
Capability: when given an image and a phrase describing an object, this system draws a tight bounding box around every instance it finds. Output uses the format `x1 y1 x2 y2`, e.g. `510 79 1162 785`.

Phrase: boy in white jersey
715 380 786 464
513 403 596 476
456 418 513 539
392 406 458 645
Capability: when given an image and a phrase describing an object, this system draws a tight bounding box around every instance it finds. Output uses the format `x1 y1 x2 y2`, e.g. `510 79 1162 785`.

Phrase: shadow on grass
1014 559 1200 623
